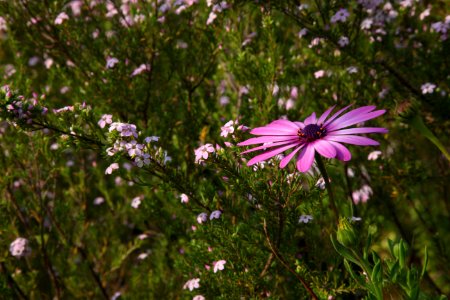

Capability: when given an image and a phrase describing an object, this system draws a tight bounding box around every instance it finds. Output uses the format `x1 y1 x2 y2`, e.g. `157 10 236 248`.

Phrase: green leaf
409 114 450 161
420 246 428 278
330 234 360 266
371 260 382 284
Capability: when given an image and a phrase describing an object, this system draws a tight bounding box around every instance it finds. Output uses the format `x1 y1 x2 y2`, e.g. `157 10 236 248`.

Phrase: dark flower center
298 124 326 141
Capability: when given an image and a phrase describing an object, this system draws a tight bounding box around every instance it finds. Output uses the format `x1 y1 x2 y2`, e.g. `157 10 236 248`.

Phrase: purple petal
328 141 351 161
304 112 317 125
294 121 305 129
323 105 352 126
250 127 298 136
325 135 380 146
238 135 298 146
328 127 388 135
241 139 299 154
313 140 337 158
247 142 301 166
279 145 304 168
327 108 385 131
269 119 301 129
296 144 315 172
317 105 336 125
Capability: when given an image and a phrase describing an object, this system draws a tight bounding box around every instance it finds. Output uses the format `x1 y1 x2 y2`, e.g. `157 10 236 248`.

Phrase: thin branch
263 220 319 299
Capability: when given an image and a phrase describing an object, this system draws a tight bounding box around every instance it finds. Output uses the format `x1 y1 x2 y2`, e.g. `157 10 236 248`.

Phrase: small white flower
131 196 142 208
183 278 200 291
105 163 119 174
368 150 382 161
314 70 325 78
111 292 121 300
213 259 226 273
137 252 150 260
131 64 150 77
220 120 236 137
315 177 326 190
194 144 215 164
10 238 31 258
421 83 436 94
347 167 355 178
193 295 206 300
180 193 189 203
54 12 69 25
351 216 362 222
93 197 105 205
206 11 217 25
106 57 119 69
347 66 358 74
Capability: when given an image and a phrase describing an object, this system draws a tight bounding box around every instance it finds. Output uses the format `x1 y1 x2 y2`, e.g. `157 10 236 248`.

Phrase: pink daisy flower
238 105 387 172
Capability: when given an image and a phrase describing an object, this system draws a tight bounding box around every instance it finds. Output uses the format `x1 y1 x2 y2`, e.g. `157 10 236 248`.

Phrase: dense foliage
0 0 449 299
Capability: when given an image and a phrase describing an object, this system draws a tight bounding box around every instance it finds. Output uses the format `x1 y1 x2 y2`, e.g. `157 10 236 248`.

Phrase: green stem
315 154 339 222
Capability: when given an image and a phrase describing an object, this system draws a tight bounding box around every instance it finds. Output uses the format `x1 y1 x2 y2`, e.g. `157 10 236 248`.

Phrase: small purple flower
98 114 113 128
299 215 313 223
209 210 222 220
125 140 144 157
193 295 205 300
197 212 208 224
331 9 350 24
338 36 349 47
144 136 159 143
238 105 387 173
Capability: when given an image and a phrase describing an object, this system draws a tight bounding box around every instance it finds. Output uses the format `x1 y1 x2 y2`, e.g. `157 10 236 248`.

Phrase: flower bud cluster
0 85 48 125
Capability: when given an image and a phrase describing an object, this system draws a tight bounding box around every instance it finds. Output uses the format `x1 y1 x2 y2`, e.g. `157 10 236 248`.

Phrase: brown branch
263 220 318 299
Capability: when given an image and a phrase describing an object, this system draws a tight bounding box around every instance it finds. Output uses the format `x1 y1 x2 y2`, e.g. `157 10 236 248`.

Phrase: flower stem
315 154 339 222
